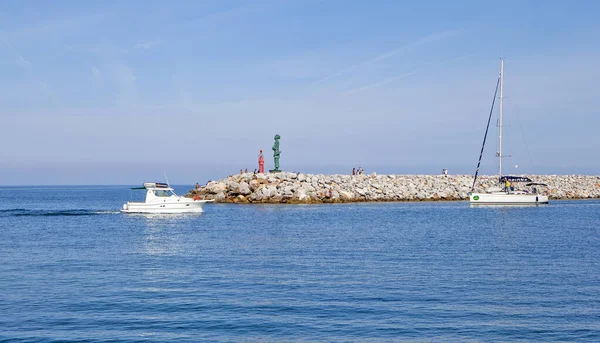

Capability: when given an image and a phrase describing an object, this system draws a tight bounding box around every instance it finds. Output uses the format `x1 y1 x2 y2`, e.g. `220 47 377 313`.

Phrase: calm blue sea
0 186 599 342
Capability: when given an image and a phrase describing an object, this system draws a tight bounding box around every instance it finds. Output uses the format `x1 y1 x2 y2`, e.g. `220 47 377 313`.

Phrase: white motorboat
121 182 213 214
469 59 549 205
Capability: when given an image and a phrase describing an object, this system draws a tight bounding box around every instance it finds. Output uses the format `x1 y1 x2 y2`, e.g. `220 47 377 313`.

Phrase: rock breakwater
187 172 600 203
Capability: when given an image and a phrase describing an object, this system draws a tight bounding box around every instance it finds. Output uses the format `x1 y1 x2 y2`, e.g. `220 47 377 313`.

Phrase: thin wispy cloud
2 11 112 41
1 37 32 72
66 42 127 59
171 75 195 110
1 37 60 106
178 3 262 30
15 54 32 70
91 66 103 87
342 70 420 96
268 58 334 79
114 63 137 107
341 52 479 96
133 39 161 50
313 29 462 85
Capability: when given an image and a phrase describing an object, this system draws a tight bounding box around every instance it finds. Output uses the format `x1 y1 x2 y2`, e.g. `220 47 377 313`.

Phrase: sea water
0 186 599 342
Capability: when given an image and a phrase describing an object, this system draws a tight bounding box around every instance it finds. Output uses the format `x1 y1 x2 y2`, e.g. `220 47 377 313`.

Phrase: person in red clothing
194 183 200 200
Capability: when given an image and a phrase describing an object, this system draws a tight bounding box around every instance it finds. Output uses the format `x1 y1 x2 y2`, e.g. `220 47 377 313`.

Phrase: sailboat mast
498 58 504 176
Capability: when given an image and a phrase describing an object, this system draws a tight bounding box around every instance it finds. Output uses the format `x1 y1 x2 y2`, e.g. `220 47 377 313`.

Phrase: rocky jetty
187 173 600 203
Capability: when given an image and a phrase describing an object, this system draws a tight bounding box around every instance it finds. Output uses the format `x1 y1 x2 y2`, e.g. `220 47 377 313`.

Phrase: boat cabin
130 182 179 203
525 182 548 195
499 176 547 194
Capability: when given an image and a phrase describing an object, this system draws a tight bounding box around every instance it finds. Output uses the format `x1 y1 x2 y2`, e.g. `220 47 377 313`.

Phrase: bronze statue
270 134 281 172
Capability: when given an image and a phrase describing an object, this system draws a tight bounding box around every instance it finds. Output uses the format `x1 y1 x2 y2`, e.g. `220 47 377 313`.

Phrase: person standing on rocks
194 183 200 201
352 167 356 175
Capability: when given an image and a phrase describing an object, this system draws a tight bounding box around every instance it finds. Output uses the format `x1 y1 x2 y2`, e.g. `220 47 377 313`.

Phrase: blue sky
1 0 599 185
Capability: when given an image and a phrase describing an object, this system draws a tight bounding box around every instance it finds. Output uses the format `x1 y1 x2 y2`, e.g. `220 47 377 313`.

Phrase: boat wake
0 209 120 217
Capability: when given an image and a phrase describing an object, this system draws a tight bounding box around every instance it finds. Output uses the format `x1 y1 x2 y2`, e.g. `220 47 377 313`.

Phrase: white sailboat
469 59 549 205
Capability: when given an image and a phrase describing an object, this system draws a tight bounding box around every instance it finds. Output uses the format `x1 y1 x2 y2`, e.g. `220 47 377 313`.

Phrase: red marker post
258 150 264 174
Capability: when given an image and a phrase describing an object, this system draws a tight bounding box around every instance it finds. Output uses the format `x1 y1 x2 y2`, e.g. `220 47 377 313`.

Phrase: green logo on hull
473 195 480 201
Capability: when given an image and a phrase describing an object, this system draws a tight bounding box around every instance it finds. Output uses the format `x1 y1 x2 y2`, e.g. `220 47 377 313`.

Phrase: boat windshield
154 189 172 197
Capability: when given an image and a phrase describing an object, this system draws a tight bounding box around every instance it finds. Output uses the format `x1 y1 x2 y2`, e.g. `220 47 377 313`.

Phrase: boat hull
470 192 548 205
121 199 212 214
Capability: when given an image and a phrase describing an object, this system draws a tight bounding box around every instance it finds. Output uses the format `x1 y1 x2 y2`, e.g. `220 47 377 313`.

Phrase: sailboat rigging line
471 75 501 191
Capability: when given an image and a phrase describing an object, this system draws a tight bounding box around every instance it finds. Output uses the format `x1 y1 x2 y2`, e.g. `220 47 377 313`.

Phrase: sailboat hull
470 192 548 205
